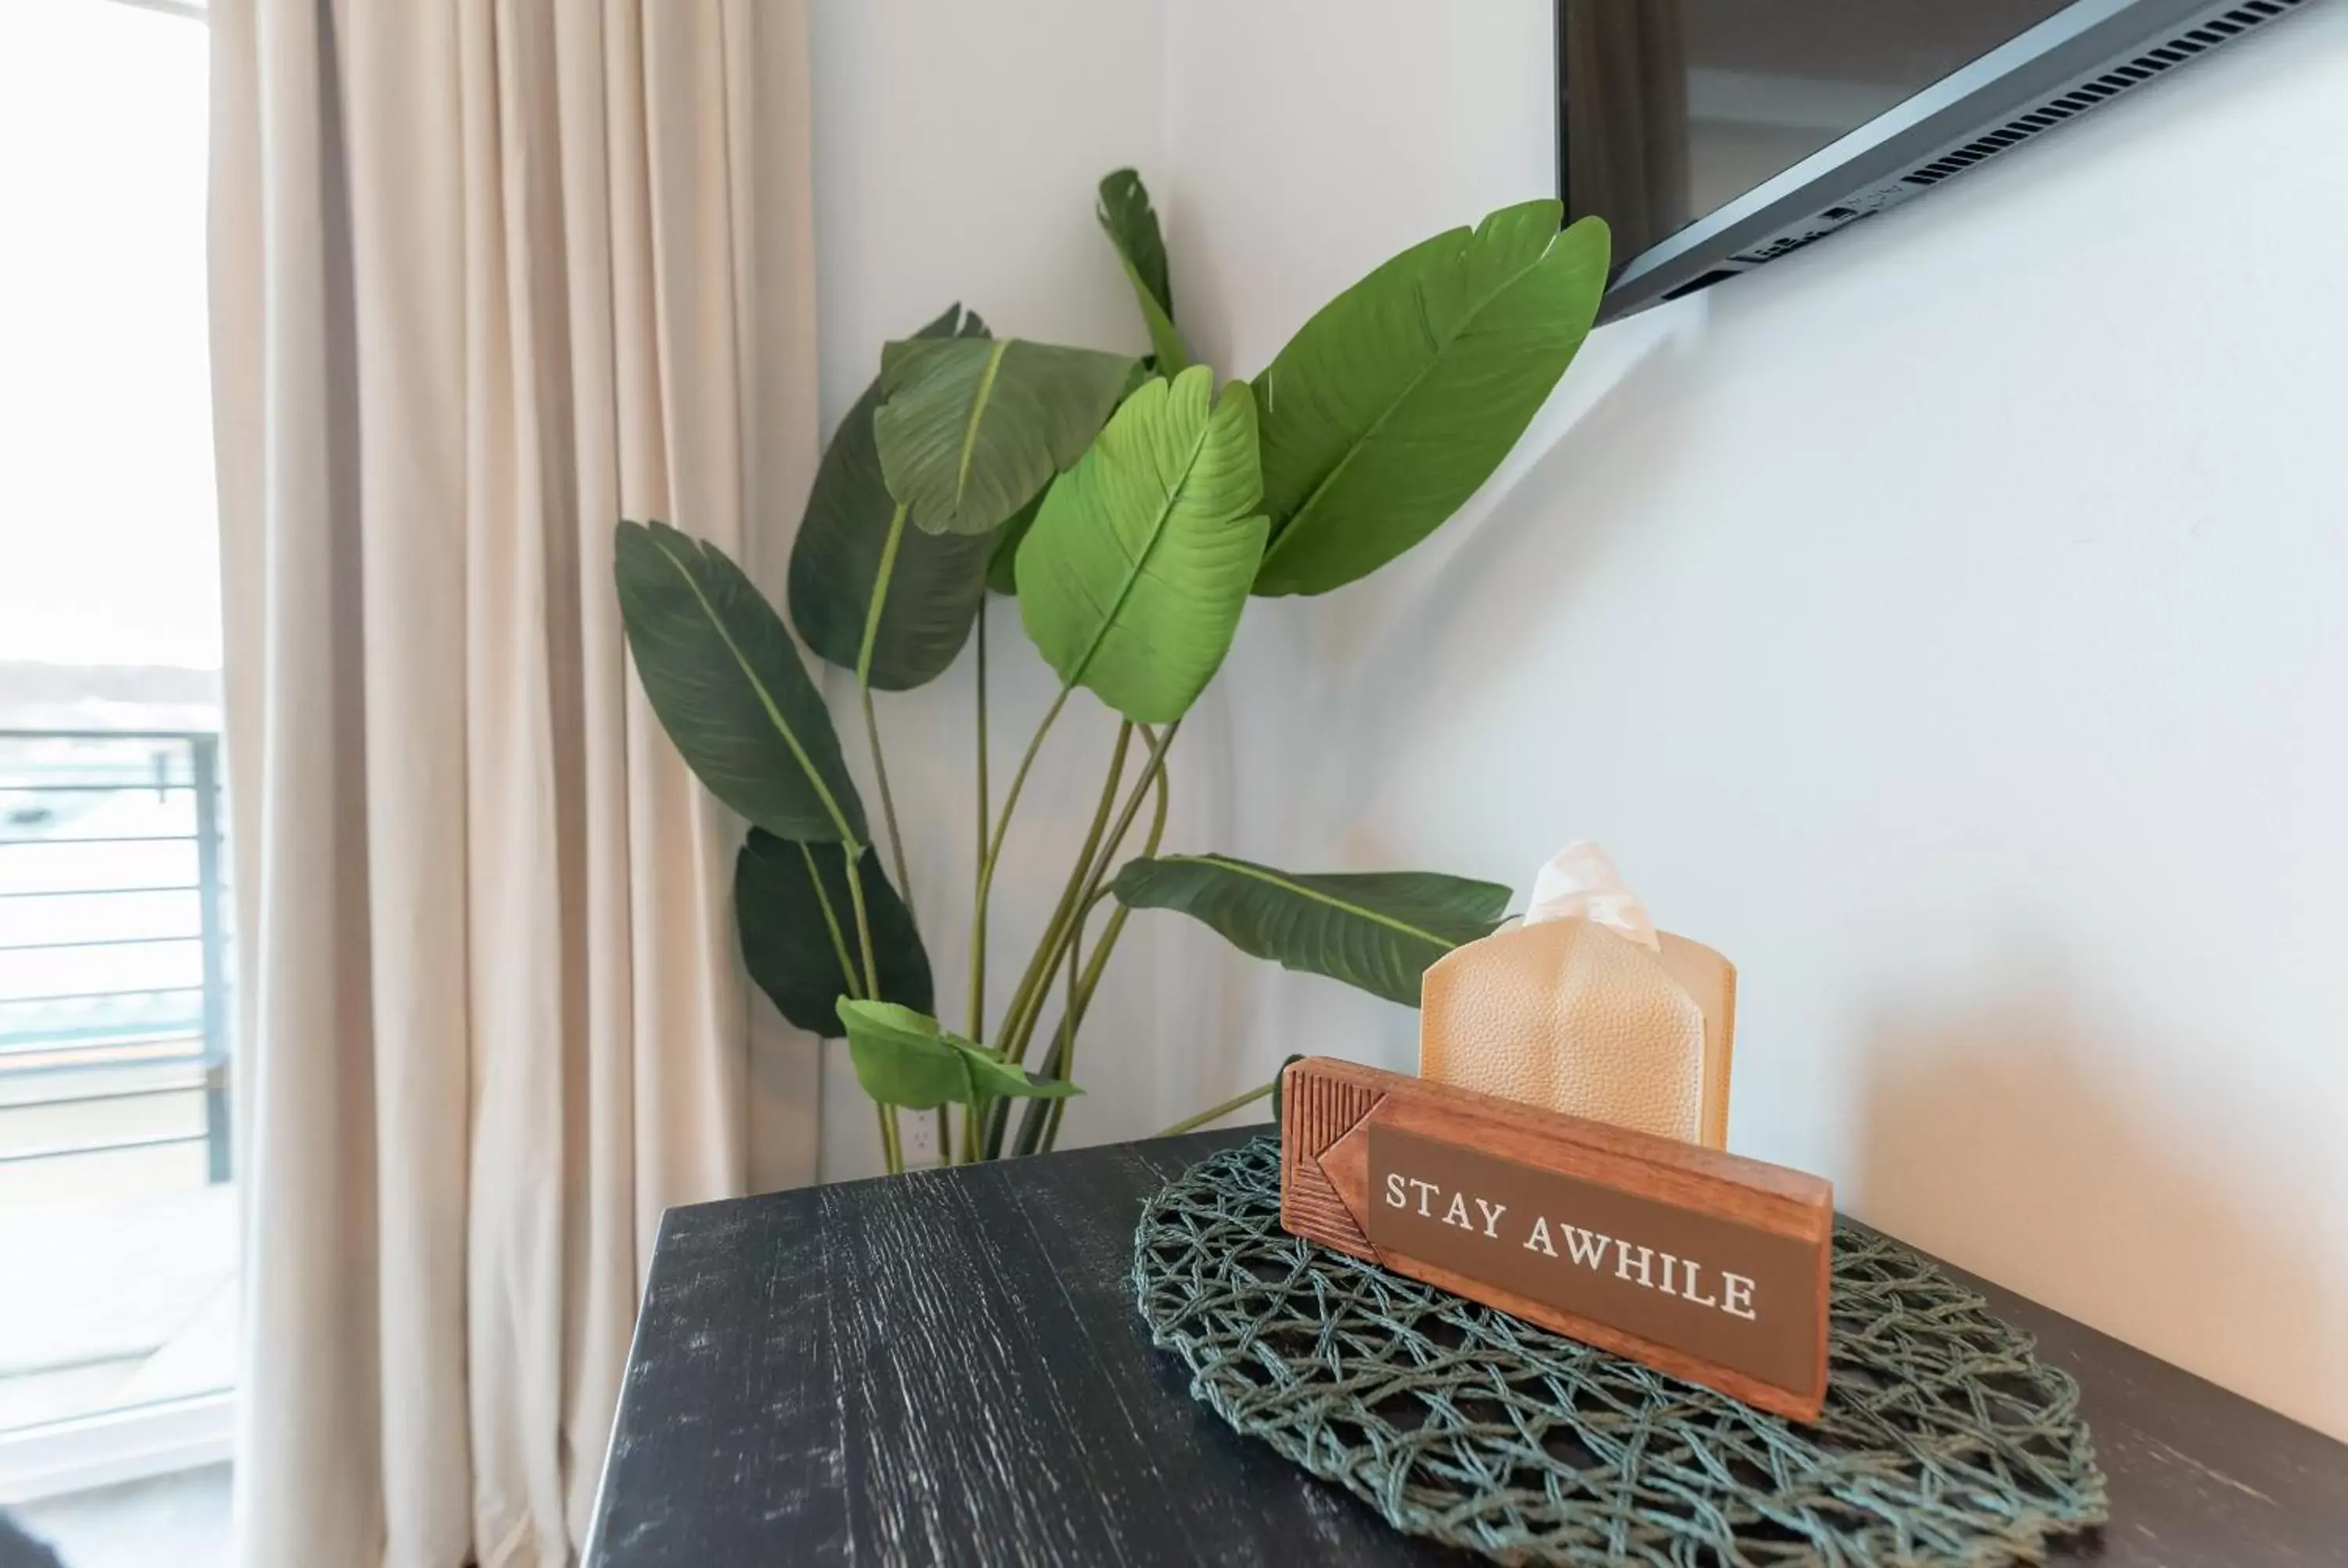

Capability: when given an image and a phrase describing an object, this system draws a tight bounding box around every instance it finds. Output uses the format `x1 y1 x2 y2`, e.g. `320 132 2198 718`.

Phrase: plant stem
837 840 898 1174
1022 719 1178 1079
1038 755 1170 1153
835 500 909 1176
996 722 1131 1069
958 1091 981 1167
798 842 862 1000
1089 719 1179 897
1014 886 1093 1159
970 610 989 1038
860 687 914 926
1064 906 1081 1076
981 722 1133 1157
841 842 880 998
962 676 1068 1163
992 721 1175 1156
967 686 1070 1045
1006 717 1166 1065
958 617 992 1167
1153 1078 1275 1139
935 1106 952 1167
854 501 917 920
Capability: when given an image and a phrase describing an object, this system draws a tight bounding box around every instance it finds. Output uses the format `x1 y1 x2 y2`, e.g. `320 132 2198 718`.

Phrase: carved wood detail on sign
1278 1057 1834 1421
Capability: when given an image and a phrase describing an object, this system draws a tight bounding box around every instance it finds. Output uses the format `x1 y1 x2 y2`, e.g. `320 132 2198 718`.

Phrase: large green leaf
615 520 866 844
875 337 1136 537
1097 168 1187 375
996 361 1158 603
1112 854 1511 1006
959 1049 1080 1104
837 1000 971 1109
1250 204 1610 597
1015 367 1266 724
736 831 931 1036
788 304 993 690
837 999 1082 1109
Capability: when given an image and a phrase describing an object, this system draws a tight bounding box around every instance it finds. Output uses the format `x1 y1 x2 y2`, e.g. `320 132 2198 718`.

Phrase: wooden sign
1280 1057 1833 1421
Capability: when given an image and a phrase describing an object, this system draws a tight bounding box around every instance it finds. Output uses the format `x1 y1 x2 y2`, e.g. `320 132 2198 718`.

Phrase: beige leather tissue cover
1419 922 1736 1149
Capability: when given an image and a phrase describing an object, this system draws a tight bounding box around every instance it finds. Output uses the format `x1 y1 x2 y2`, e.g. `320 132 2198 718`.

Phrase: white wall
1161 0 2348 1440
803 0 1205 1179
805 0 2348 1439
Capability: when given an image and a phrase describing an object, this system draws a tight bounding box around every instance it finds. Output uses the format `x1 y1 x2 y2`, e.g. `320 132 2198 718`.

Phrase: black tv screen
1561 0 2310 318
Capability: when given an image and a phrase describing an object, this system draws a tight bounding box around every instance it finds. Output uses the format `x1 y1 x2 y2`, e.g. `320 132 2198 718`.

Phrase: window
0 0 232 1539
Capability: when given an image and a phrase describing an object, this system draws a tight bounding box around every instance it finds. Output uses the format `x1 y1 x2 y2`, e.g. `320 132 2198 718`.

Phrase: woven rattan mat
1134 1138 2107 1566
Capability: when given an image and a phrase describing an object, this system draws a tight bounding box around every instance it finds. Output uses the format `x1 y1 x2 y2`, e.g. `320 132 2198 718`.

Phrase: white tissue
1521 840 1660 952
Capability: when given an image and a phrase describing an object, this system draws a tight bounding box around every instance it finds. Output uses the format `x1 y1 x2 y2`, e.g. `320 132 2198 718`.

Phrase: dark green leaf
736 831 931 1036
1097 168 1187 374
981 349 1158 599
985 491 1042 596
615 520 865 843
1015 367 1266 723
788 304 993 690
1113 854 1511 1006
875 337 1136 537
1251 205 1610 596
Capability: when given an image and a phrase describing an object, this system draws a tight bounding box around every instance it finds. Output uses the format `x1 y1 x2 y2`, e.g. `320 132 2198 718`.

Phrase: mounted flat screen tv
1561 0 2310 320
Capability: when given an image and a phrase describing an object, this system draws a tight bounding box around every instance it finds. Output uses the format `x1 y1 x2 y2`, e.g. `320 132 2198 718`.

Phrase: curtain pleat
210 3 819 1563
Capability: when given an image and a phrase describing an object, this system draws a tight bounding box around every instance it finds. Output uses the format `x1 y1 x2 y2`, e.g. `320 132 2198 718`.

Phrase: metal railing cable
0 729 232 1183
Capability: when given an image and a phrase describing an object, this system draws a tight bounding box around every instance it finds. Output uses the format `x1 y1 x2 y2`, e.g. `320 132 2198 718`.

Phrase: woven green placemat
1134 1138 2108 1566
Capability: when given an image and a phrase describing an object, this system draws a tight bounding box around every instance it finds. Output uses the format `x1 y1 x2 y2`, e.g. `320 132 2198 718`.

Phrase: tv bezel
1559 0 2310 322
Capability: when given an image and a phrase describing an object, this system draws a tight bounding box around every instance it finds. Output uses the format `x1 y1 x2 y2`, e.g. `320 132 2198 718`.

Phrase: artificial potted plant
615 171 1609 1171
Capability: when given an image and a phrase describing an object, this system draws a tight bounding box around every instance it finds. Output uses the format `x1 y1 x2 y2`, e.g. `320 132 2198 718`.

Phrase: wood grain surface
585 1127 2348 1567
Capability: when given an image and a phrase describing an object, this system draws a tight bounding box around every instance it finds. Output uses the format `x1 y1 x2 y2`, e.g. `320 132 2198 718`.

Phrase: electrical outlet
900 1112 941 1170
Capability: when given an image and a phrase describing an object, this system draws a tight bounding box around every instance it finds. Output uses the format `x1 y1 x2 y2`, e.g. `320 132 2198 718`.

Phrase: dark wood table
585 1127 2348 1565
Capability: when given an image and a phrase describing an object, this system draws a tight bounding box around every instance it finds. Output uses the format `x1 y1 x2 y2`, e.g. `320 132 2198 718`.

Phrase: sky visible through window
0 0 216 671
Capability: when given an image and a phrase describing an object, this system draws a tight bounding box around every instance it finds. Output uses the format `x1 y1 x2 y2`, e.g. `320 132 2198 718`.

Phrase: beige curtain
207 2 819 1563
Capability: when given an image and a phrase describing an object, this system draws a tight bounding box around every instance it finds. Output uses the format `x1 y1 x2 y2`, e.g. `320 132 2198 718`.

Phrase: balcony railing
0 730 232 1199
